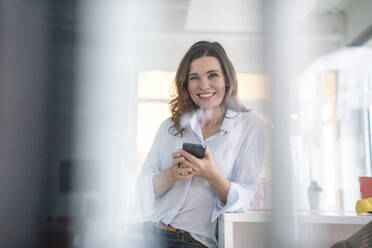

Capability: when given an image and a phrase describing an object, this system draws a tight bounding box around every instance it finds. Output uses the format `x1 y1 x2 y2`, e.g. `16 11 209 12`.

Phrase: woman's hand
153 151 193 198
179 146 231 203
178 146 219 180
171 151 194 181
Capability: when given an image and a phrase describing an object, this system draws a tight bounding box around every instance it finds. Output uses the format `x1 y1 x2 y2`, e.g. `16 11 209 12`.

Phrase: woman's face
187 56 226 110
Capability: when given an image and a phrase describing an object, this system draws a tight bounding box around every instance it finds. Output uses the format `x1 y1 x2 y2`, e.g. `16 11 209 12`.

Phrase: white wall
131 0 264 73
131 0 347 76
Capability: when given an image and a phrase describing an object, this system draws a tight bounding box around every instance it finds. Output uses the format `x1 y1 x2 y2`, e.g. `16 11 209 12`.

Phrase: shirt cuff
211 182 254 222
138 172 158 219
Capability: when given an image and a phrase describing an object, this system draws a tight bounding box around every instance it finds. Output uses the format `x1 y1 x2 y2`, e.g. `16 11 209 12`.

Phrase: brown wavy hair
169 41 249 136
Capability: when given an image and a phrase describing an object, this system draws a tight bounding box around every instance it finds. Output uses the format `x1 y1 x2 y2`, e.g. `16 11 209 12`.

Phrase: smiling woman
137 41 266 248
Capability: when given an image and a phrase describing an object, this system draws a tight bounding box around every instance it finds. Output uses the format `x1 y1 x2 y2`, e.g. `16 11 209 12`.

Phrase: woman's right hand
153 151 193 198
171 151 193 181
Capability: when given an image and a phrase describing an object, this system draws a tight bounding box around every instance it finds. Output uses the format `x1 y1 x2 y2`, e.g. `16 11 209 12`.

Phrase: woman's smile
197 92 217 100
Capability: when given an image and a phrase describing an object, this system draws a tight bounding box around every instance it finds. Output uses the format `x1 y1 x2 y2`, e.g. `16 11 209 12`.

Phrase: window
291 47 372 211
136 71 175 173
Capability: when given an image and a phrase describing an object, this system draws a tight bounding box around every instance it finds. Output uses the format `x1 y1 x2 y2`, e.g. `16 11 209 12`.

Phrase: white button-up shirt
137 109 266 248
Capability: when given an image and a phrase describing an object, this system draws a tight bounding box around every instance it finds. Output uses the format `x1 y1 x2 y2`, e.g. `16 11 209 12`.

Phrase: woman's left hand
178 146 218 180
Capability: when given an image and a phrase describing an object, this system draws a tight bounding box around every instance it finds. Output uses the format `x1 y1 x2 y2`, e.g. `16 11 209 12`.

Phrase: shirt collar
220 109 238 134
181 108 239 135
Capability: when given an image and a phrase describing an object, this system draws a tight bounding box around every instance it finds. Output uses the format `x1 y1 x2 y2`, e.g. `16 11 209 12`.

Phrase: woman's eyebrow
189 69 220 76
206 69 220 74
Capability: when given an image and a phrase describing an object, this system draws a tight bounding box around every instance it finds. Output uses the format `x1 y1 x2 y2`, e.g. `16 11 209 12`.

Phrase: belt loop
180 231 186 243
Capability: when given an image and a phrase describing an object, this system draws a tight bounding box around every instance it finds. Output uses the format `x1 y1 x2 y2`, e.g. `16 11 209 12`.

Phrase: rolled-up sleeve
211 119 266 222
136 120 167 219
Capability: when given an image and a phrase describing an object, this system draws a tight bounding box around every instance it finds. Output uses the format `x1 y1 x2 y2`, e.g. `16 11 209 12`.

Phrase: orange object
359 177 372 199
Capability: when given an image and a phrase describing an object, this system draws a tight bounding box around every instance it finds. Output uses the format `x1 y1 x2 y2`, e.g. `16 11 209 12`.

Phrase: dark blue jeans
143 222 208 248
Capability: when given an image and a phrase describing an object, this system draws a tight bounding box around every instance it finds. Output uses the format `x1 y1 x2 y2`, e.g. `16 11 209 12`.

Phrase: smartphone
182 143 205 159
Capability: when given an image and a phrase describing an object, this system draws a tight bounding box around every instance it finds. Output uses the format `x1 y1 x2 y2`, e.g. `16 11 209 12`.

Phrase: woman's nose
198 77 210 89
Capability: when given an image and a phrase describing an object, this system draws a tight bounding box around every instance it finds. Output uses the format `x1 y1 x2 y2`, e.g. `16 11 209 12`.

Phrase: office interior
1 0 372 247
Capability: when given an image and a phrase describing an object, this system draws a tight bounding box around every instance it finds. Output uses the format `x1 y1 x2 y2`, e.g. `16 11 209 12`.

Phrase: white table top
222 210 372 225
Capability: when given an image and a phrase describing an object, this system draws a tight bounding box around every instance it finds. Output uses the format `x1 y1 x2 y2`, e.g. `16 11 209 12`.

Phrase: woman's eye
189 76 199 80
208 73 218 79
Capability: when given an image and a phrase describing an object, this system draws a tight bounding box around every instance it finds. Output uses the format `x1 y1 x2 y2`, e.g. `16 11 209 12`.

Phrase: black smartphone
182 143 205 159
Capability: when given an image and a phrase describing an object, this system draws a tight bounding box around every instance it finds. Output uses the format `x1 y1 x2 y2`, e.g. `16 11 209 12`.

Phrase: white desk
218 211 372 248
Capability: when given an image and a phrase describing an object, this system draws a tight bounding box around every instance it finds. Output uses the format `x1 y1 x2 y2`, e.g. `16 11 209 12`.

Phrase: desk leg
224 222 234 248
219 216 234 248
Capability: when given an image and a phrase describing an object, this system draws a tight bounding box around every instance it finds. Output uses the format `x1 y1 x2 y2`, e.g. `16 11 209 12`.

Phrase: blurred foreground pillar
0 0 50 247
264 0 299 247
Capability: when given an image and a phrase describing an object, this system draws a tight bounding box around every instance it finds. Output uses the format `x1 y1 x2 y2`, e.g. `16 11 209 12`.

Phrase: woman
138 41 265 248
